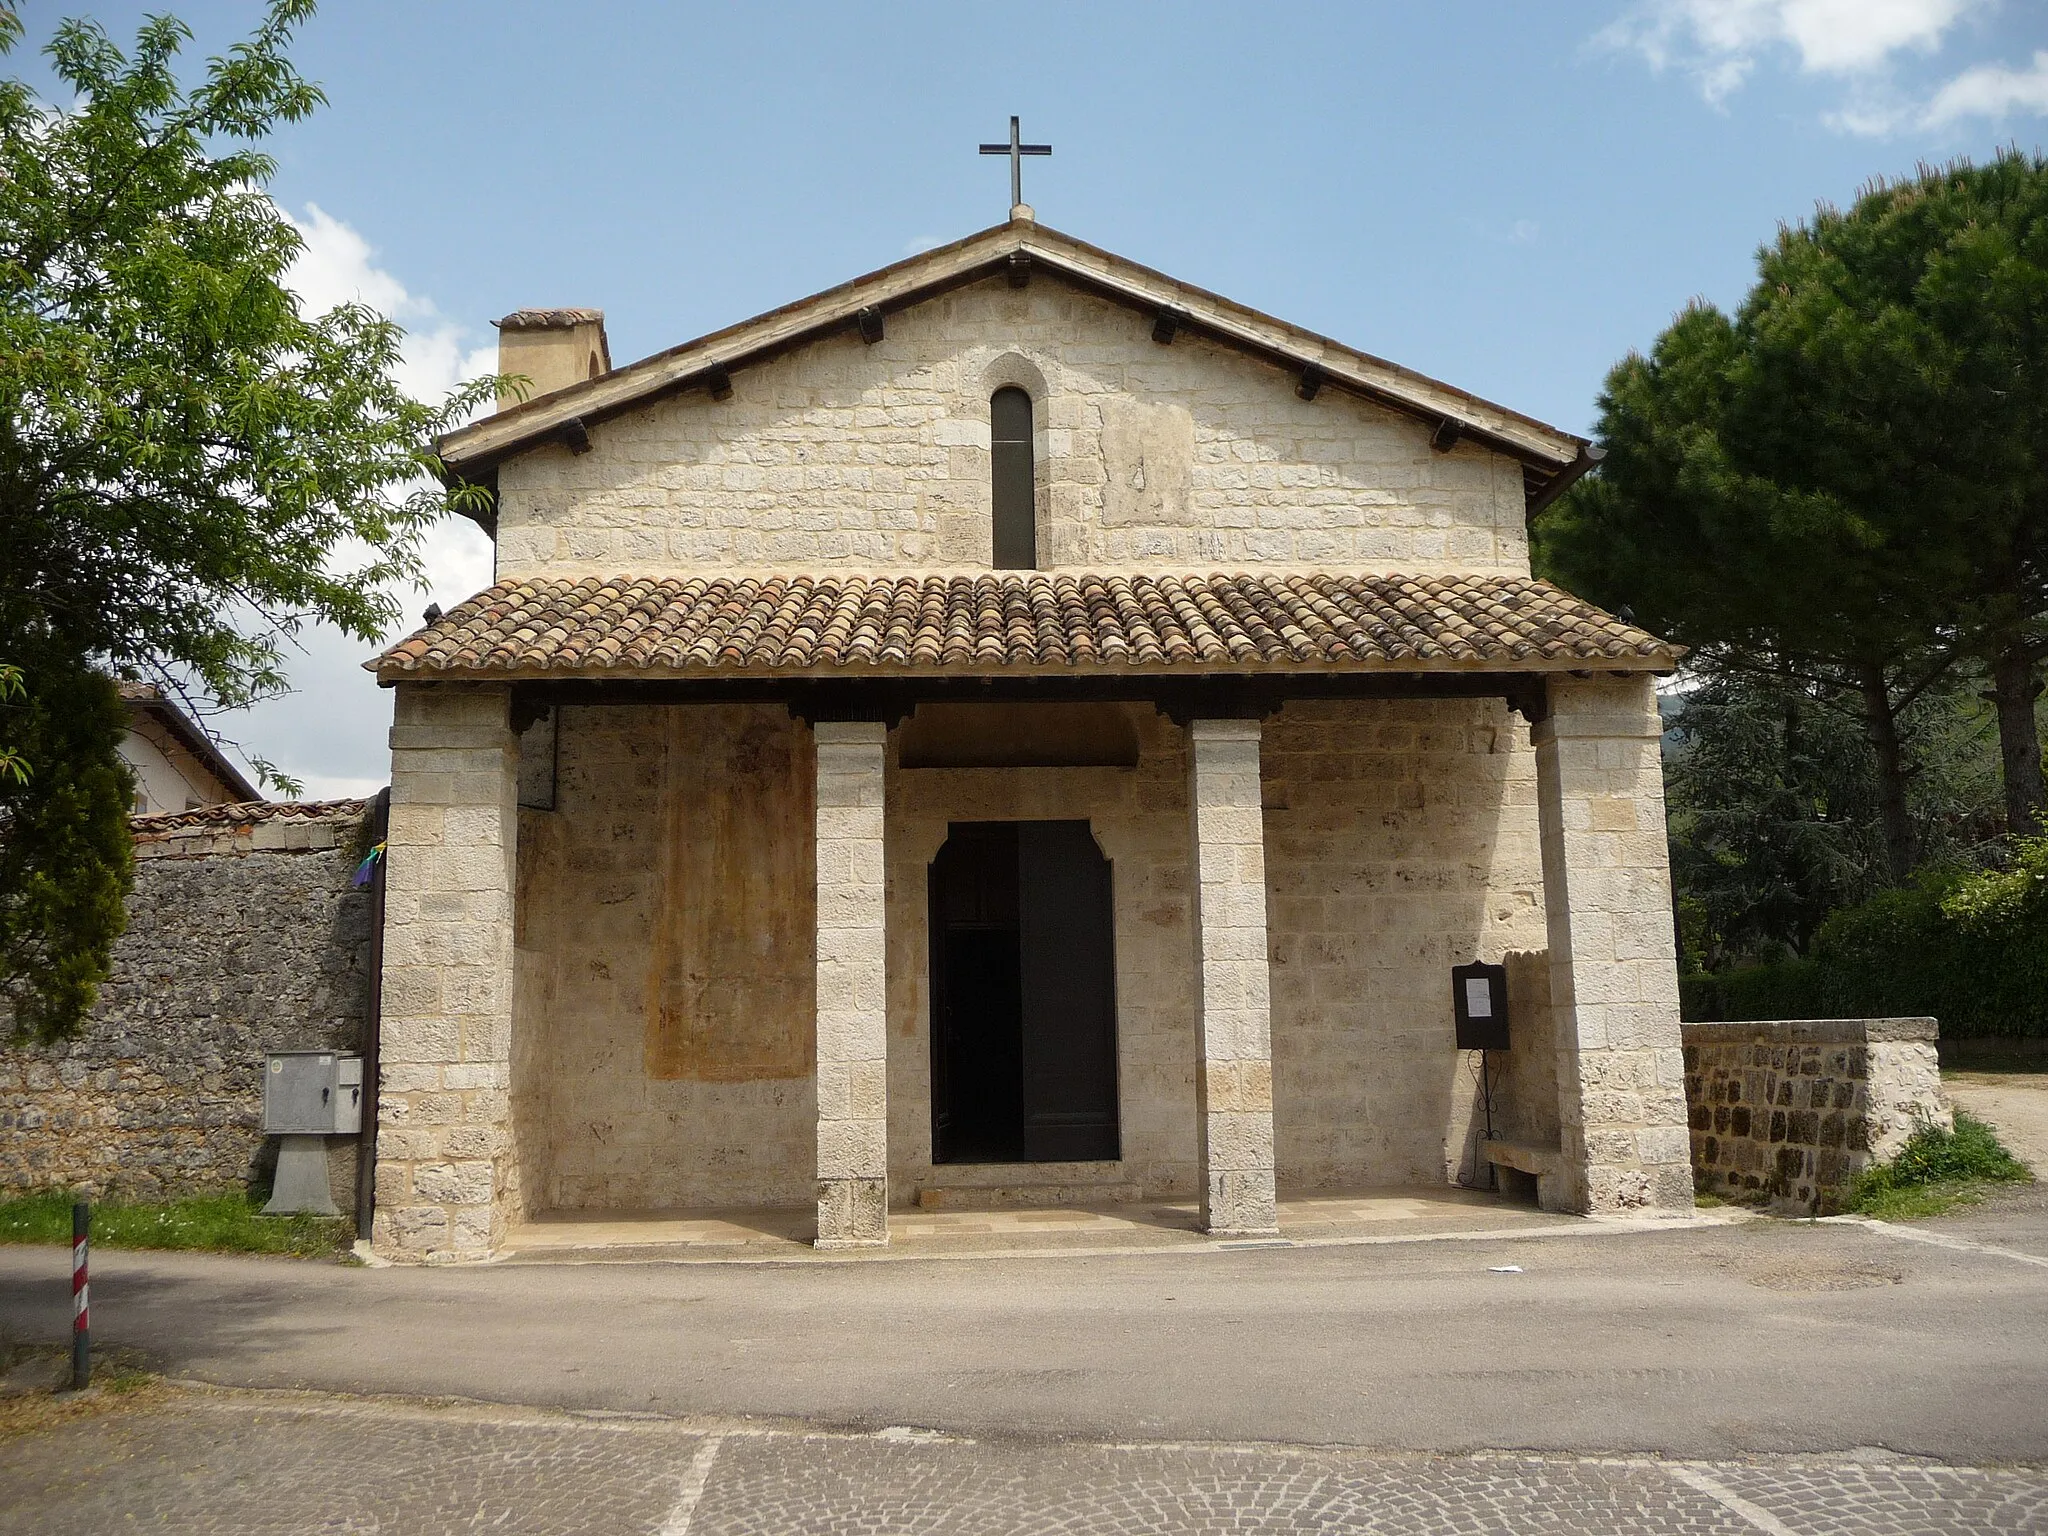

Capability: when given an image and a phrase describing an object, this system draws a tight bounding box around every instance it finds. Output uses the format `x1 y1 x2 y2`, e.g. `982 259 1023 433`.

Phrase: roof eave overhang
132 699 262 803
375 655 1677 688
436 221 1588 511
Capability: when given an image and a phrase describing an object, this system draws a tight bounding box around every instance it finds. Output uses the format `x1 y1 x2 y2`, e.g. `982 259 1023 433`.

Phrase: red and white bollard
70 1199 90 1391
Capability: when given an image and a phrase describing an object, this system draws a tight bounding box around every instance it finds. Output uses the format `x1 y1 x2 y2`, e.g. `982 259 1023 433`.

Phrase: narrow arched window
991 386 1036 569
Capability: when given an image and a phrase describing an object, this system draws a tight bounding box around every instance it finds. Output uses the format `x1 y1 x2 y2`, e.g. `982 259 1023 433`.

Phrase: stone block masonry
1188 718 1279 1236
514 705 816 1214
1258 697 1553 1191
511 695 1554 1221
372 685 520 1263
493 275 1534 578
0 801 374 1208
1533 676 1694 1215
1684 1018 1948 1212
814 720 890 1247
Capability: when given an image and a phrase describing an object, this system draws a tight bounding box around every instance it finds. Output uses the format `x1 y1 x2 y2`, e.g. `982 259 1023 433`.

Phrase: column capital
813 719 889 747
1188 717 1265 743
1531 674 1664 746
1530 711 1664 747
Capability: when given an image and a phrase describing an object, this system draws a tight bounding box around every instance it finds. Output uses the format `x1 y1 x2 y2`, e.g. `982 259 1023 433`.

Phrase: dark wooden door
1018 822 1120 1160
928 824 1023 1164
928 820 1119 1164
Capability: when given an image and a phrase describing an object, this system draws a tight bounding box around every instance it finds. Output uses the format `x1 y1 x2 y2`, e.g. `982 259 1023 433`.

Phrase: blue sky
25 1 2048 795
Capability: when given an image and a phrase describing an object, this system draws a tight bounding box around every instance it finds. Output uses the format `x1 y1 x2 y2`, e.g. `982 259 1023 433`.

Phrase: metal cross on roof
979 116 1051 213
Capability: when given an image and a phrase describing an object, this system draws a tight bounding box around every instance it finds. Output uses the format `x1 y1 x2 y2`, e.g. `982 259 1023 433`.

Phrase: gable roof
117 681 262 804
437 216 1596 523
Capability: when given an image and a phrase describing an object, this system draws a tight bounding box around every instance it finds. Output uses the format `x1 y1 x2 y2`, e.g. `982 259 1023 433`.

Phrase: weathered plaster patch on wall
1099 394 1195 528
521 705 815 1211
645 707 815 1083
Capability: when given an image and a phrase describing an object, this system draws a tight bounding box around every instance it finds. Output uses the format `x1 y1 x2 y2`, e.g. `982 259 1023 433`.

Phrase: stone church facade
368 216 1694 1262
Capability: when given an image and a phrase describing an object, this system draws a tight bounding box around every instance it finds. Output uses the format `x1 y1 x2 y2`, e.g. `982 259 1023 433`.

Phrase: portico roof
371 572 1677 682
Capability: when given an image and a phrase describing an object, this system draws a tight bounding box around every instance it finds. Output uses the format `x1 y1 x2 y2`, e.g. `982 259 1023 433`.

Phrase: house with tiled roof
365 211 1694 1262
116 681 261 814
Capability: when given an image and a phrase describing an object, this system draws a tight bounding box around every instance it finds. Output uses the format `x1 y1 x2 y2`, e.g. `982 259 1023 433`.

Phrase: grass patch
0 1341 165 1442
1844 1111 2034 1220
0 1189 352 1259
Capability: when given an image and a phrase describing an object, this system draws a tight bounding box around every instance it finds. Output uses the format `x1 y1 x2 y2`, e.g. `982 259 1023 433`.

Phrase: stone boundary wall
1682 1018 1948 1212
0 800 376 1211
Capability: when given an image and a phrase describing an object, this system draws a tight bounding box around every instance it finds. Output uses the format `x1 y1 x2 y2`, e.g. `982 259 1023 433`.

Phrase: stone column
372 684 521 1262
1187 718 1280 1237
813 720 890 1248
1532 675 1694 1215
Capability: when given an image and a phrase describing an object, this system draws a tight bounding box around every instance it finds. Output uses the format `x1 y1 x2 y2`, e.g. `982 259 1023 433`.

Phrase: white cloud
1468 216 1543 246
1601 0 1983 104
1824 101 1912 135
221 205 501 800
1924 47 2048 123
1601 0 2048 136
285 202 500 419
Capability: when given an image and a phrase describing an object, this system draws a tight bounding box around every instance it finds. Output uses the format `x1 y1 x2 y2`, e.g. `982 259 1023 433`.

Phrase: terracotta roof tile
370 573 1677 680
130 798 367 833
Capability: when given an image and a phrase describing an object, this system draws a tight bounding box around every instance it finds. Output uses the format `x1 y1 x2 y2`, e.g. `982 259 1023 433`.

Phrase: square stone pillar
372 684 521 1262
1187 718 1280 1237
1532 675 1694 1215
813 720 889 1248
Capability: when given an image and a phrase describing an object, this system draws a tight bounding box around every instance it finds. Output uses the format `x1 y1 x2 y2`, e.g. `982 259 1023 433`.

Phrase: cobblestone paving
1 1393 2044 1535
1709 1461 2048 1535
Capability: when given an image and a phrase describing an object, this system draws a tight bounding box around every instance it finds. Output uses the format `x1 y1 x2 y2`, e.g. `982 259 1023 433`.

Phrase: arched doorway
928 821 1119 1163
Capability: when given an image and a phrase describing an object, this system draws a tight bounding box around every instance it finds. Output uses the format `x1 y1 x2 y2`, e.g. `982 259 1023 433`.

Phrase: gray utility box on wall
263 1051 363 1135
262 1051 363 1217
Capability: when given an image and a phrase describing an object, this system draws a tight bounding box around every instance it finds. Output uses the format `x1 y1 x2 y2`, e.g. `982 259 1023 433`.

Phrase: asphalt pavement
3 1203 2045 1463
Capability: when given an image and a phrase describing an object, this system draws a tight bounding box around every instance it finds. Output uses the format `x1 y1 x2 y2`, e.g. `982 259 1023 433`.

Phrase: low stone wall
1682 1018 1948 1212
0 800 375 1213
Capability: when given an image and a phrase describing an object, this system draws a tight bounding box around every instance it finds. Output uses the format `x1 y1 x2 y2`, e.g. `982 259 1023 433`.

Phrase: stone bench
1483 1139 1566 1210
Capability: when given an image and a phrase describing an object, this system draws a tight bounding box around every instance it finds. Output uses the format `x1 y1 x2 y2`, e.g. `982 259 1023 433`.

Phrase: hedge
1681 838 2048 1036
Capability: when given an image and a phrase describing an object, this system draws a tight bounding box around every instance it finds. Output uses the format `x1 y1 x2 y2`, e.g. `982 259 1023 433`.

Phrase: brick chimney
492 308 611 411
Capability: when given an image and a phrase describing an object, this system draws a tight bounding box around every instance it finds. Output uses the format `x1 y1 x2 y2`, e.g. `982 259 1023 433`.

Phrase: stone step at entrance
915 1161 1143 1211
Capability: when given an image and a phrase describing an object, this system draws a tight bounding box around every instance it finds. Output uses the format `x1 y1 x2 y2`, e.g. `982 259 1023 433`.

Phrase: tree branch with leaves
0 1 498 1041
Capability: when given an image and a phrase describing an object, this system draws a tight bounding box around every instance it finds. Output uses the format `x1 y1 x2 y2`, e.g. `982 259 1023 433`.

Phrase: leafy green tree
0 2 494 1038
0 664 25 785
1666 662 2005 970
0 661 132 1045
1541 153 2048 854
1666 666 1888 969
1736 154 2048 837
1536 302 1949 879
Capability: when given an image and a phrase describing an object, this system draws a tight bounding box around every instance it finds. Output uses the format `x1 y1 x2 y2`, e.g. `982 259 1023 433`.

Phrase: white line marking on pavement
1667 1465 1800 1535
659 1432 724 1536
1821 1215 2048 1270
